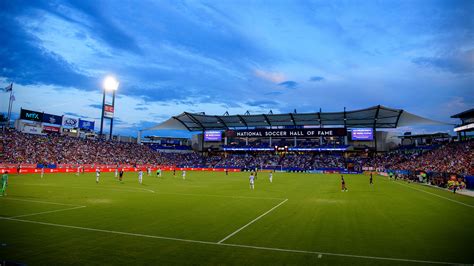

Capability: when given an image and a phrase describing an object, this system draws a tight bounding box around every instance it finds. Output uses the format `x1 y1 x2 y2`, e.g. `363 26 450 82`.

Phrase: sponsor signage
79 119 95 130
204 131 222 141
222 147 274 151
42 113 63 125
62 116 79 128
20 109 43 122
22 125 44 135
43 125 60 133
104 104 114 118
288 147 348 151
225 128 347 138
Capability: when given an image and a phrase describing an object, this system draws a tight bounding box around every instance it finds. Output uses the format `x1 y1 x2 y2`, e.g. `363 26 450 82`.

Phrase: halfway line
218 198 288 244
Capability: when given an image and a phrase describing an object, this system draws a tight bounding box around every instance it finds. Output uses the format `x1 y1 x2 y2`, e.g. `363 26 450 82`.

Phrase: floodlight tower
99 76 119 140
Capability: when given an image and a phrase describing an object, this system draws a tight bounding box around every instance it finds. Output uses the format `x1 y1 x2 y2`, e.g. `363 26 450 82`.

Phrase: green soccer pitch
1 171 473 265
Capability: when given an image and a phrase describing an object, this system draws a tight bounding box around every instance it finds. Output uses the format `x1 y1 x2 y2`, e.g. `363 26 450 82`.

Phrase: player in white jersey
138 170 143 184
182 170 186 180
269 172 273 183
249 172 255 190
147 167 151 176
76 166 81 176
115 168 118 179
96 169 100 183
41 167 44 178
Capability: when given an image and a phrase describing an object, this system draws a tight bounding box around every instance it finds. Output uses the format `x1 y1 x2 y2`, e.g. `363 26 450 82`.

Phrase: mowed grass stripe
0 216 465 265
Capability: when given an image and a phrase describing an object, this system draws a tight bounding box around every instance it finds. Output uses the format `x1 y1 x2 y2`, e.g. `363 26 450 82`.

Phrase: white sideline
393 181 474 208
0 197 82 207
0 216 465 265
218 198 288 244
10 206 86 218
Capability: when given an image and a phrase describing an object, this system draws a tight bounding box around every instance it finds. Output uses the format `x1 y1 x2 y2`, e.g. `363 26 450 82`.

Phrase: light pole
99 76 119 140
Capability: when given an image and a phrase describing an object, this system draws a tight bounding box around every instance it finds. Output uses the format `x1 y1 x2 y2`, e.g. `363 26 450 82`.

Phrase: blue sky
0 0 472 137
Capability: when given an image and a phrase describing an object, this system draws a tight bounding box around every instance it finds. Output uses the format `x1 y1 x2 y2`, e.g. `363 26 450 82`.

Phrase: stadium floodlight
103 76 119 91
99 76 119 140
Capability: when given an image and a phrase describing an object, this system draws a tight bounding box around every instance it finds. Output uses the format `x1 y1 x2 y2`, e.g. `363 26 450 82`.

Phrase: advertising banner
43 125 60 133
20 108 43 122
62 116 79 128
22 125 44 135
42 113 63 125
226 128 347 138
104 105 114 118
79 119 95 130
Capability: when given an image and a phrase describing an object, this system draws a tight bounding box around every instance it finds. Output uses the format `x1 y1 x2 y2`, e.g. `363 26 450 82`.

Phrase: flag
3 83 12 92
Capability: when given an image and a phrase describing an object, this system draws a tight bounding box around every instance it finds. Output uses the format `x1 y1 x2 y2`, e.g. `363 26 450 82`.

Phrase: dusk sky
1 0 473 137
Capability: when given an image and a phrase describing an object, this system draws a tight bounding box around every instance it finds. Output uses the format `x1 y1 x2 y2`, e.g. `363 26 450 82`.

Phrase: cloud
309 76 325 82
64 112 88 118
254 69 286 83
134 106 148 111
278 81 298 89
89 104 102 109
246 100 278 108
0 3 96 89
412 49 474 74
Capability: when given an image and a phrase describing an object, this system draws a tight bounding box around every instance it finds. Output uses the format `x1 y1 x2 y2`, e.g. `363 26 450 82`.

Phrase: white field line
0 216 465 265
218 198 288 244
10 206 86 218
0 197 82 207
393 181 474 208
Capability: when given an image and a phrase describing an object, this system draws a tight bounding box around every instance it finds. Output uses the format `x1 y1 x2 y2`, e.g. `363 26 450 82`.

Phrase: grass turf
0 171 473 265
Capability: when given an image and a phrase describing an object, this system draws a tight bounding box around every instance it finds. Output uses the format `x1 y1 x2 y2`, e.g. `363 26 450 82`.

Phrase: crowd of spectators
391 141 473 175
1 130 472 175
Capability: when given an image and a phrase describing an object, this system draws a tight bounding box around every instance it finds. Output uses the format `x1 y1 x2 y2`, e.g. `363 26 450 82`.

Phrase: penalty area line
10 206 87 219
217 198 288 244
0 197 83 207
0 216 464 265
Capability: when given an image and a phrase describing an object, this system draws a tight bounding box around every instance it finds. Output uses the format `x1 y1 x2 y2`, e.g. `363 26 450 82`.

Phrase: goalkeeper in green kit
1 171 8 196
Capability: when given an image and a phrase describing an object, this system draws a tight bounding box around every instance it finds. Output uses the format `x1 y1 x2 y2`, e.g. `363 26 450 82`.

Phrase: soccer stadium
1 1 473 266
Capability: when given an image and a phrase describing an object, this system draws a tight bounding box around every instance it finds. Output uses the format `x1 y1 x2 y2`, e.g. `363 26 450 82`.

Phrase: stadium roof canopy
145 105 451 132
451 108 474 119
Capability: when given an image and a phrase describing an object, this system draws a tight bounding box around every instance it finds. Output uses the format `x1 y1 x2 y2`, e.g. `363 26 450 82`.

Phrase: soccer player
182 170 186 180
96 168 100 184
138 169 143 184
369 172 373 185
16 165 21 175
76 166 81 176
269 172 273 183
249 172 255 190
156 168 162 177
173 168 176 176
119 169 124 182
225 168 228 176
147 167 151 176
41 167 44 179
115 167 119 179
1 171 8 196
341 175 348 192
